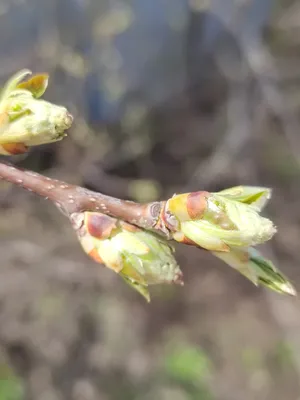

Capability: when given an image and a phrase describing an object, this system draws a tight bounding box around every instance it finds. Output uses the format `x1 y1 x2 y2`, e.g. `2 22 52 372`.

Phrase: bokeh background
1 0 300 399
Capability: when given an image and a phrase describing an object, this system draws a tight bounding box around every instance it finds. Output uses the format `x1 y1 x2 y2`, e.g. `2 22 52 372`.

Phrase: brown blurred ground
1 1 300 399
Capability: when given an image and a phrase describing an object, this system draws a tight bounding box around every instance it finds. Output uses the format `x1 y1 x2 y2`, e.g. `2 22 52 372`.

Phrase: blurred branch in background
187 1 300 394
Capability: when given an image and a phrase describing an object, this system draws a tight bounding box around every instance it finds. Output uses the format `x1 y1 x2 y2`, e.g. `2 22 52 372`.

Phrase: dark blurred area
1 0 300 399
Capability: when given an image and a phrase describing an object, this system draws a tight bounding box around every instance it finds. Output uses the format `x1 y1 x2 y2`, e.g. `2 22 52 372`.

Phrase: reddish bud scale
179 235 199 247
186 191 209 220
160 191 210 234
0 142 28 155
157 203 175 233
88 248 104 264
85 212 117 239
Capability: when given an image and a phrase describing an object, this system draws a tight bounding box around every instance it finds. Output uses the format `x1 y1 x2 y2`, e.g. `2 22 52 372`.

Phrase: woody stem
0 162 166 235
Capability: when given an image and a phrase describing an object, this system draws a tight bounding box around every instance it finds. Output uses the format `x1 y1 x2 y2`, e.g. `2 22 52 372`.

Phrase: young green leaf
17 74 49 98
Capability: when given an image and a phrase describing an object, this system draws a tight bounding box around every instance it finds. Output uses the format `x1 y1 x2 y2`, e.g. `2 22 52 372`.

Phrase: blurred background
1 0 300 399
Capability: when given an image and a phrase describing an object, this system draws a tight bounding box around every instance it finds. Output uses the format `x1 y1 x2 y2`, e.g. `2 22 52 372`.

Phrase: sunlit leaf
217 186 272 211
17 74 49 98
121 275 150 302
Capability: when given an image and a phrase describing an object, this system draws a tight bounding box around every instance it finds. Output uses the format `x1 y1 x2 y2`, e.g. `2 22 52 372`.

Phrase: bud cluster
71 211 183 301
0 69 72 155
162 186 295 295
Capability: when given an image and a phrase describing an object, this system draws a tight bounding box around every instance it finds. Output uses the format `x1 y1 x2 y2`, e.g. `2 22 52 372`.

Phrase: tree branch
0 161 167 235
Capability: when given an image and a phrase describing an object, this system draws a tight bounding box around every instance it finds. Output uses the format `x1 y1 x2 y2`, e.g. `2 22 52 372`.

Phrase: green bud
71 212 183 301
0 69 72 153
120 275 151 302
216 186 271 211
166 187 276 251
213 247 296 296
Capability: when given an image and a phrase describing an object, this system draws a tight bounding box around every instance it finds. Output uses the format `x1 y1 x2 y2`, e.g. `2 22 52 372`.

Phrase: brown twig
0 161 168 236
